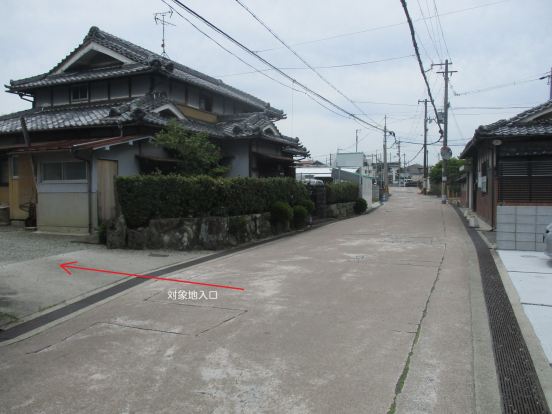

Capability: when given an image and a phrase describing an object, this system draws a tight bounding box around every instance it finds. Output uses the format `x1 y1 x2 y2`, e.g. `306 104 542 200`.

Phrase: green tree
154 120 231 177
428 157 469 192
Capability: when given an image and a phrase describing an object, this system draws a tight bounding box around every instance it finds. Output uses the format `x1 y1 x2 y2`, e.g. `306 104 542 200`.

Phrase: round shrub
300 199 316 215
292 205 308 228
353 197 368 214
271 201 293 224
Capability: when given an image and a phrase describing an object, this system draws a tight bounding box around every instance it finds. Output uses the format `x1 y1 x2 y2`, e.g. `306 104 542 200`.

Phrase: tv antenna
154 10 175 59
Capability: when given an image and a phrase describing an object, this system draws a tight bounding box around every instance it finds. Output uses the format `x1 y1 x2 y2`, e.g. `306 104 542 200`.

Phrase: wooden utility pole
397 140 401 186
418 99 428 195
434 60 456 204
442 60 449 204
403 153 406 187
383 115 388 196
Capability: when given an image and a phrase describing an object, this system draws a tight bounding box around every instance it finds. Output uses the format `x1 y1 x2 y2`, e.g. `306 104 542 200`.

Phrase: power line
164 0 385 132
450 73 550 96
432 0 452 60
234 0 381 127
416 0 442 61
400 0 443 137
449 106 465 140
215 55 414 78
253 0 510 53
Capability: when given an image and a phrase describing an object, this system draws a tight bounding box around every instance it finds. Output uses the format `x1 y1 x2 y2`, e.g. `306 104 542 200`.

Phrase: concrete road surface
0 188 496 413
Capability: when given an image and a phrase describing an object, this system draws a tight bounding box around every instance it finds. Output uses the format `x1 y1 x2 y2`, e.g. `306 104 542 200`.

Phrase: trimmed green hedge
116 174 308 228
353 197 368 214
292 205 308 228
326 182 359 204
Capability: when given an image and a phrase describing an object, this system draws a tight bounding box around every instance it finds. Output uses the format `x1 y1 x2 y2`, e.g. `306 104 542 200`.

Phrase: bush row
116 174 308 228
326 181 359 204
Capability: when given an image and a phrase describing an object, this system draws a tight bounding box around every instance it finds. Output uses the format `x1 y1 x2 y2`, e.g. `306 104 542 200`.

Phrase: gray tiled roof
475 99 552 137
7 26 284 119
7 64 149 89
0 93 309 156
459 99 552 159
477 120 552 137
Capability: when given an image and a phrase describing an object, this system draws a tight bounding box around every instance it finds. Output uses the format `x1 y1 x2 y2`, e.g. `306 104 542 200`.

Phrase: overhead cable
450 73 550 96
234 0 381 127
216 55 414 78
432 0 452 60
253 0 511 53
416 0 442 61
164 0 384 131
399 0 443 136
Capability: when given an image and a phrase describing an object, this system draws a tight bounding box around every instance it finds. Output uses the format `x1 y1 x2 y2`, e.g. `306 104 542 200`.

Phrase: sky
1 0 551 167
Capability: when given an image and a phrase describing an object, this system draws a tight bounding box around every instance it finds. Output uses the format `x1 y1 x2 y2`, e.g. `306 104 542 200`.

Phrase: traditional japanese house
0 26 309 233
459 99 552 250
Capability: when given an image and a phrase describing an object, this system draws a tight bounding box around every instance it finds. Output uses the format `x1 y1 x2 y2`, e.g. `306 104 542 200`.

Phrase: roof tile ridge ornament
147 55 175 74
84 26 104 42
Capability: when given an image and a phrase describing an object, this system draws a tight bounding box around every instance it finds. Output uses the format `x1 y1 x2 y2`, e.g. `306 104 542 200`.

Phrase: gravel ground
0 227 105 268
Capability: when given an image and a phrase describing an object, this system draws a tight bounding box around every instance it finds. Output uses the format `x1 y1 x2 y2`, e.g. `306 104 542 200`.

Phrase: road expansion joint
387 245 447 414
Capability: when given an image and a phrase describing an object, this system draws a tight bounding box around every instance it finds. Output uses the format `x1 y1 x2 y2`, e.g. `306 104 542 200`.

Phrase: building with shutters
459 99 552 251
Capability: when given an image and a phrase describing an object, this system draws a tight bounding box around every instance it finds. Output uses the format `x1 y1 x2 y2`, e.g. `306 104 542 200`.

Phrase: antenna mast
154 10 176 59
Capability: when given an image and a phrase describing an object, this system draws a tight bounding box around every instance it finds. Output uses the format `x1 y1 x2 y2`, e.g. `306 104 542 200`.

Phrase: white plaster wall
110 78 129 99
139 140 167 158
188 87 199 108
90 81 108 101
91 144 140 192
154 76 170 96
172 82 186 103
213 96 224 114
224 100 235 115
219 140 249 177
35 89 50 107
53 87 69 105
131 76 150 97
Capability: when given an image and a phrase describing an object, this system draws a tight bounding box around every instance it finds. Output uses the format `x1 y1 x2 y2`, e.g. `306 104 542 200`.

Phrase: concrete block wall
497 206 552 251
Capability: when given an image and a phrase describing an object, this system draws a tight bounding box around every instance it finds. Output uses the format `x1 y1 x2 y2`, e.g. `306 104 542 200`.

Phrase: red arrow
60 261 244 291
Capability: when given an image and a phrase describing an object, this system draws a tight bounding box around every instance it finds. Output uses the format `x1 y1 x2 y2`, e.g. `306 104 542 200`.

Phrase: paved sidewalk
0 188 494 413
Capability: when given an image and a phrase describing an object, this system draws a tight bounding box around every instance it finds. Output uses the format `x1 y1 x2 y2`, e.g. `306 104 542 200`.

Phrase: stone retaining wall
107 202 356 250
107 213 274 250
325 202 356 219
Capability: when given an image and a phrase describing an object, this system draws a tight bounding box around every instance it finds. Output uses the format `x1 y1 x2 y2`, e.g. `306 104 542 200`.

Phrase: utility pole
383 115 388 197
419 99 428 195
356 129 361 152
403 153 406 187
442 60 449 204
397 140 401 186
434 59 456 204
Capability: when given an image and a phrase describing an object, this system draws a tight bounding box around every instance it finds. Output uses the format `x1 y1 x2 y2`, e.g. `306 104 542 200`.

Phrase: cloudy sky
1 0 551 167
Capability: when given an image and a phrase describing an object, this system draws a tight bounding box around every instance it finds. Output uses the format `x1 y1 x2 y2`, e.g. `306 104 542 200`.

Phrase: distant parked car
303 178 324 185
405 181 418 187
544 223 552 257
